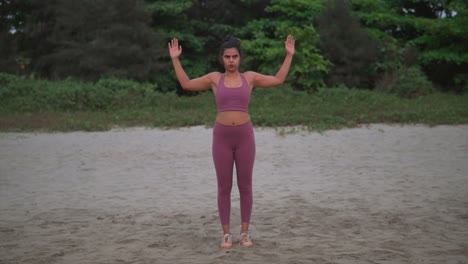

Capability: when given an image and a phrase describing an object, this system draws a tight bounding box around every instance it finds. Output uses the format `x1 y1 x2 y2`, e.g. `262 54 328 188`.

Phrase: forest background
1 0 467 131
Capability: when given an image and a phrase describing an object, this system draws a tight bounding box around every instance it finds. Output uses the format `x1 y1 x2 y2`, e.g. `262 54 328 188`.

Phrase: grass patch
1 76 467 132
250 87 468 131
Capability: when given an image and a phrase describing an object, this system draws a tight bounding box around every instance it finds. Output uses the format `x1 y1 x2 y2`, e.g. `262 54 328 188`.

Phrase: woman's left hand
285 35 295 56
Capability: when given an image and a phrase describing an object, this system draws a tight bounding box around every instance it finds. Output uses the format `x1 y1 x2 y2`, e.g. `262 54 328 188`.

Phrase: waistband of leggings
214 120 252 128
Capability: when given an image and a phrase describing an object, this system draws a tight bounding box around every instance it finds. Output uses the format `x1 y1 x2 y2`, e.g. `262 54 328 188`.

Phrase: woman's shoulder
207 72 222 81
205 72 223 79
243 71 259 81
208 71 223 76
243 71 260 77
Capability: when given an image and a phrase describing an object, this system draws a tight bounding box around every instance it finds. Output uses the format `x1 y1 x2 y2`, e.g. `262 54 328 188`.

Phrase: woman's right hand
285 35 295 56
168 38 182 59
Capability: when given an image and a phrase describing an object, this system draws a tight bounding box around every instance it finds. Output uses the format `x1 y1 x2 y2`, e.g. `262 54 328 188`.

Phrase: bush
377 66 434 98
0 74 164 112
454 73 468 94
0 72 20 86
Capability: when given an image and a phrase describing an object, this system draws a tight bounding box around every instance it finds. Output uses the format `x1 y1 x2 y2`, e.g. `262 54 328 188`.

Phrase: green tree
0 29 18 74
242 0 330 91
144 0 195 93
353 0 468 92
410 0 468 91
0 0 30 74
24 0 163 81
316 0 379 88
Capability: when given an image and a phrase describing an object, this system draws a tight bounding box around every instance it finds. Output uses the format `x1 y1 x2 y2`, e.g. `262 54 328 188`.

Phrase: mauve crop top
216 73 251 112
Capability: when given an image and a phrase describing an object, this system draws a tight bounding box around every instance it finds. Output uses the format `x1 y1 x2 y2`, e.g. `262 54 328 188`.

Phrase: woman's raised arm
249 35 295 88
169 38 214 91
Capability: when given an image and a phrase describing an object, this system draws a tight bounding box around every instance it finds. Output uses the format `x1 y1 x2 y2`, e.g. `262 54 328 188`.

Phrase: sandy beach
1 124 467 264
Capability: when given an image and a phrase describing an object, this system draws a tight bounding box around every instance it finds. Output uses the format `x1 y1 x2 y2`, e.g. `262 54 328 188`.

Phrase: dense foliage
316 0 378 89
1 0 467 93
353 0 468 92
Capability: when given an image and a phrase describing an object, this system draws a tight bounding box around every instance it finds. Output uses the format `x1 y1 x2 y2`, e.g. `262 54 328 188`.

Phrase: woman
168 35 295 248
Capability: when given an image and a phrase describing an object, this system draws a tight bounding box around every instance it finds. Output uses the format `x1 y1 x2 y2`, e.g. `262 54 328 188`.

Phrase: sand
1 124 467 264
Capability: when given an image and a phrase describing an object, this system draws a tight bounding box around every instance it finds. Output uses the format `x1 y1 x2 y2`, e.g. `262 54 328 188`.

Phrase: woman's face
222 48 240 72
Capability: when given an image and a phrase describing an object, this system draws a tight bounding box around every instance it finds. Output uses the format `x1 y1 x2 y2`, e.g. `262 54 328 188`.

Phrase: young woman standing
168 35 295 248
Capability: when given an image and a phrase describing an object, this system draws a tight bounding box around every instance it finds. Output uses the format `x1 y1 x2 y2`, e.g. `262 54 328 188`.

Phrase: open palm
168 38 182 59
285 35 295 56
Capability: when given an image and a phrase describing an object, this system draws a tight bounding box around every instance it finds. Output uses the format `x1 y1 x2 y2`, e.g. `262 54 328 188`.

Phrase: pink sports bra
216 73 251 113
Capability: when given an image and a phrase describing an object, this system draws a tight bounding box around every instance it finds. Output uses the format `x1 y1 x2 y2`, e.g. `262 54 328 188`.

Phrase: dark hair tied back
219 35 242 59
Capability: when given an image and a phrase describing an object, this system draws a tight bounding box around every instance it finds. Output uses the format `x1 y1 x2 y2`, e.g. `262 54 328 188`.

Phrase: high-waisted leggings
212 121 255 225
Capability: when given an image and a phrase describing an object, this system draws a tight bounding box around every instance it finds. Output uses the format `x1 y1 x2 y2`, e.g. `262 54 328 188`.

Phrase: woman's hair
219 35 243 61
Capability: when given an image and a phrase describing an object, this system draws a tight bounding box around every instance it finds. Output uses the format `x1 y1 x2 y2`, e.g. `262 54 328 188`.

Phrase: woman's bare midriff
216 111 251 126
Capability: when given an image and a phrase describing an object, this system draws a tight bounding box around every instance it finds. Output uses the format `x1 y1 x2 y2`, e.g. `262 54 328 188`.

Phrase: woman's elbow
181 84 200 91
274 78 285 86
180 82 193 91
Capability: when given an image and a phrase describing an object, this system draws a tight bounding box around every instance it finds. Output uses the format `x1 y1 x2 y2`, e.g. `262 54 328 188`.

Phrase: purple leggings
212 121 255 225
